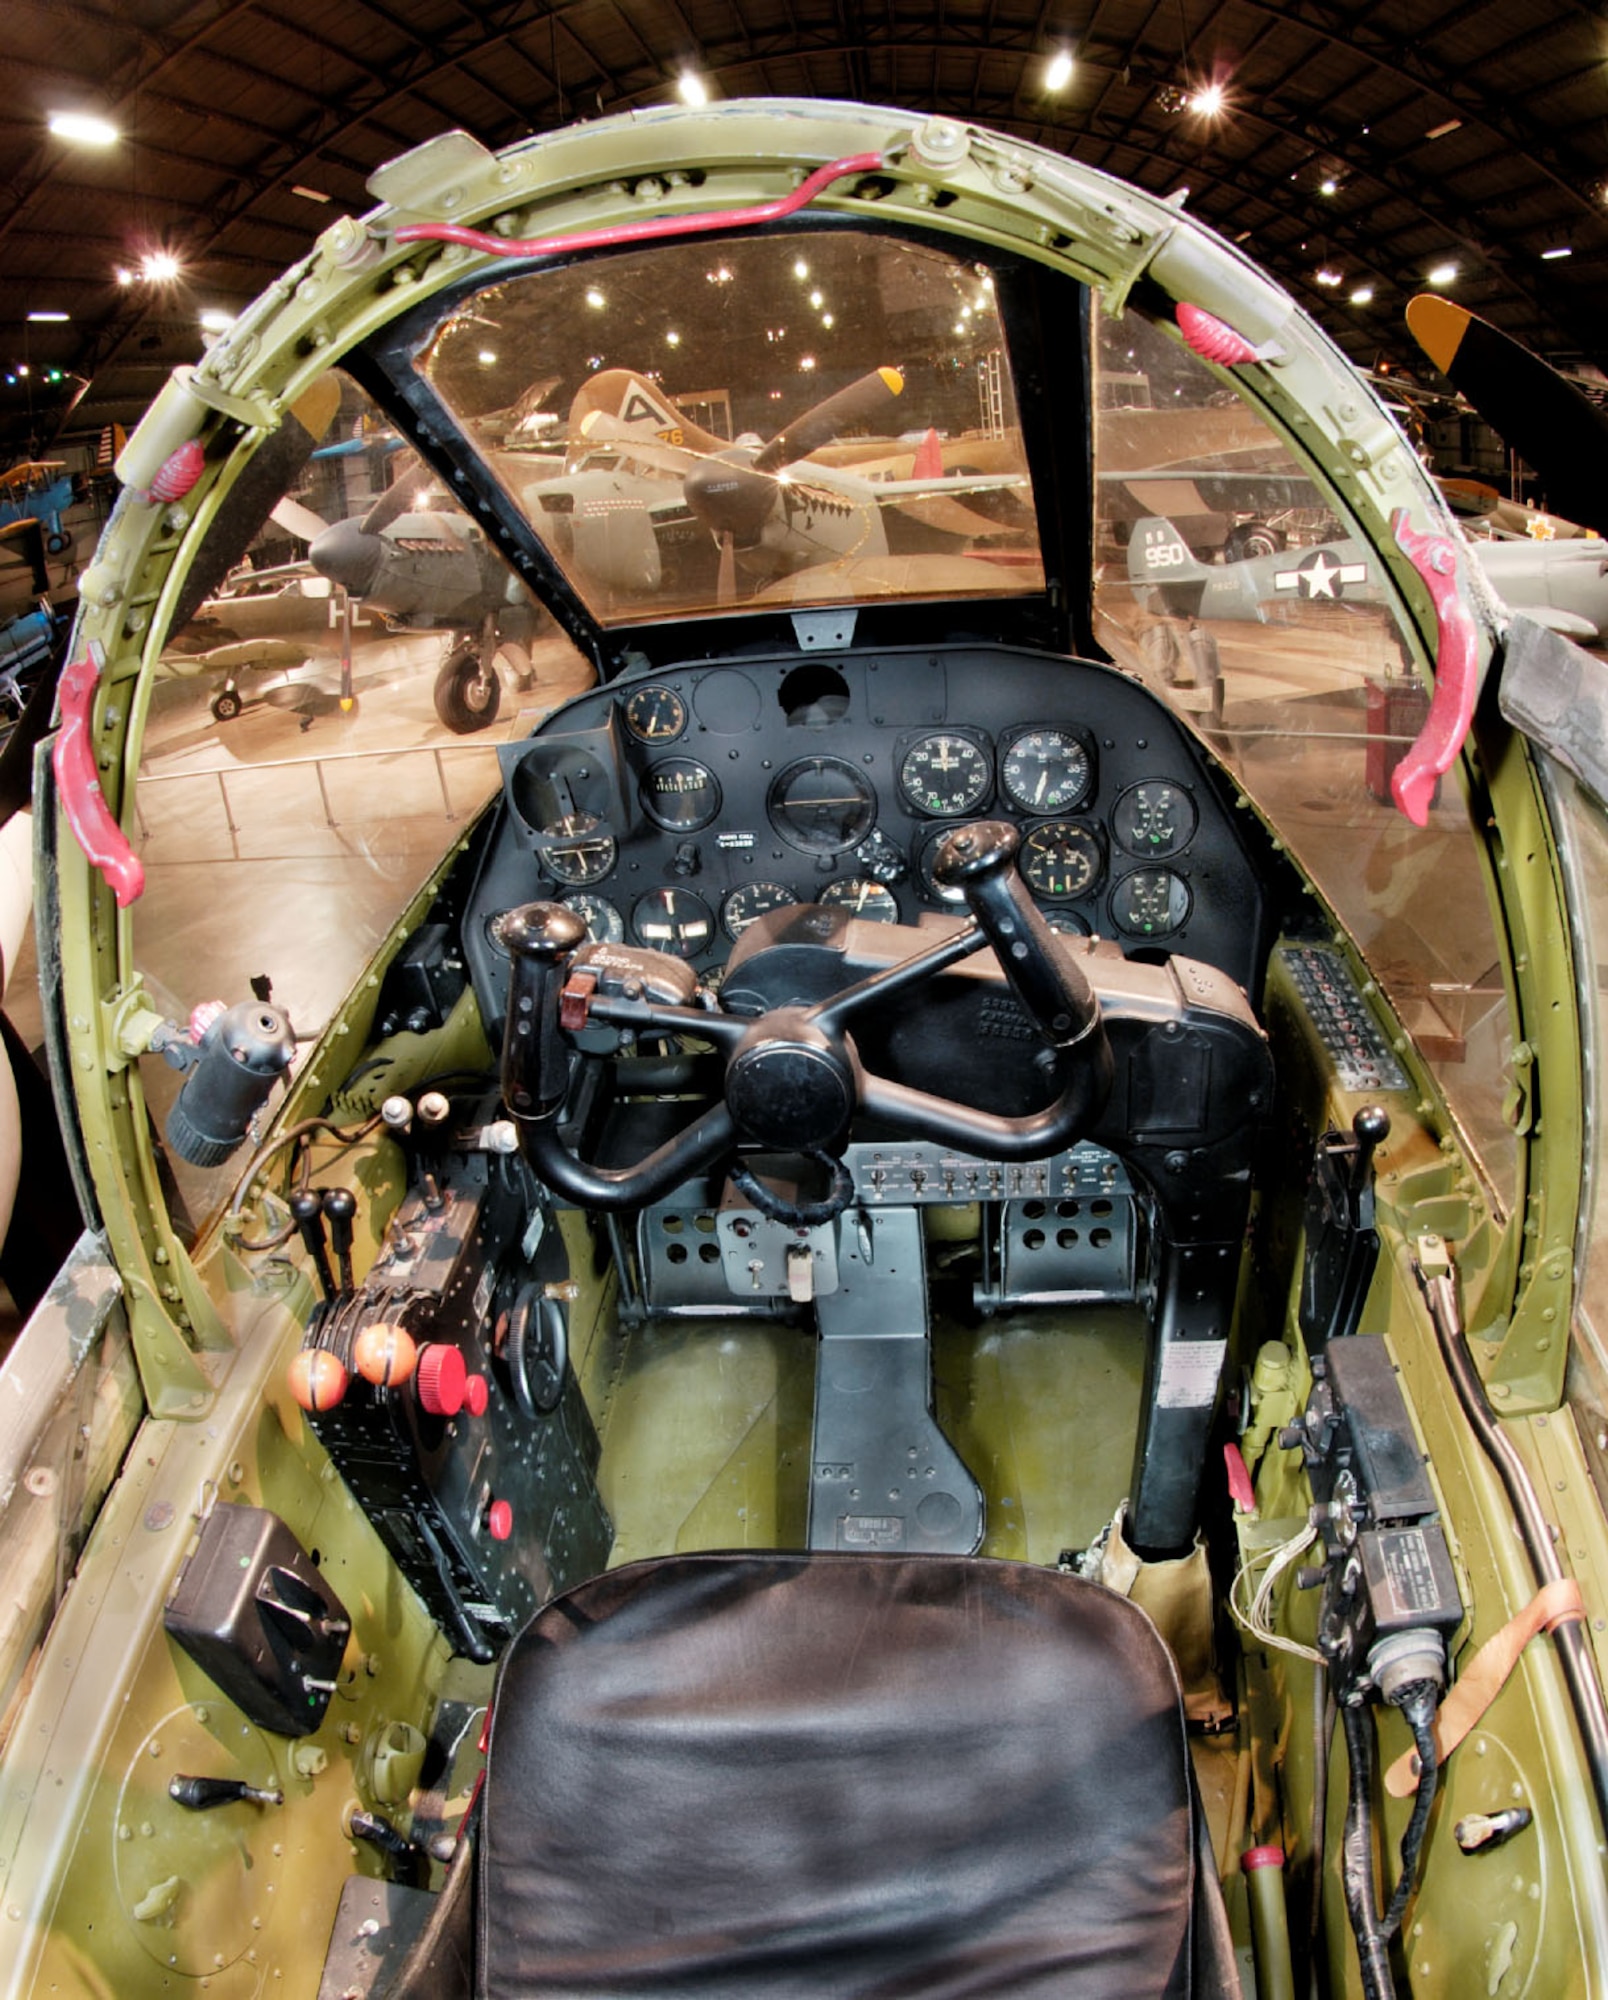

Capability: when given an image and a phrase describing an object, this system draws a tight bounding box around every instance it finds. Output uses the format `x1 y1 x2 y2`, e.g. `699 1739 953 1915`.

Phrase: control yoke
498 821 1113 1210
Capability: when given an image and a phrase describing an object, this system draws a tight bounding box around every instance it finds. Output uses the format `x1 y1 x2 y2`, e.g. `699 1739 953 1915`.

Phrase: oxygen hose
1340 1701 1396 2000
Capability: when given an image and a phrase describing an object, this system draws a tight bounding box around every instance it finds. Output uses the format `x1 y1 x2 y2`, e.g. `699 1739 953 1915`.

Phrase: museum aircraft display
4 98 1608 2000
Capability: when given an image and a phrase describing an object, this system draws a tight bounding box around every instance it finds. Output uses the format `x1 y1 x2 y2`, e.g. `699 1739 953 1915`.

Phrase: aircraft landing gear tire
435 645 501 734
211 688 243 722
45 531 70 557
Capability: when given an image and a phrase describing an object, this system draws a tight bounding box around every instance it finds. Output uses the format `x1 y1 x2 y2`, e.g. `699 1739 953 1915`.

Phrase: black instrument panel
463 645 1273 1020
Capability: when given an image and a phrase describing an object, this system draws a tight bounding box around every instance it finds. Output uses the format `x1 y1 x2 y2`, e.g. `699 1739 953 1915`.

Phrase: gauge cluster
462 646 1272 1022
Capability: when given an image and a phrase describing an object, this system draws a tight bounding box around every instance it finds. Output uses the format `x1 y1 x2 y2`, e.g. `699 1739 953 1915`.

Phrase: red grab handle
52 640 145 907
1388 509 1479 827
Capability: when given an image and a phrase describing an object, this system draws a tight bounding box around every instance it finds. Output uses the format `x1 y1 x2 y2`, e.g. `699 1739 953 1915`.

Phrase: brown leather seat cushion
478 1551 1235 1998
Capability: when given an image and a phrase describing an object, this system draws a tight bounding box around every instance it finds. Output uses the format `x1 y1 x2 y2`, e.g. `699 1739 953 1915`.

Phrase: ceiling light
114 265 134 286
27 310 69 323
477 348 497 366
666 329 681 346
1541 245 1573 260
49 110 117 147
1320 178 1339 197
199 309 235 333
677 71 708 107
1189 83 1226 117
291 184 332 204
1045 50 1074 92
1315 267 1343 287
793 259 809 280
16 366 28 379
585 287 606 309
1155 84 1189 114
1427 261 1458 286
141 251 181 283
809 290 823 308
1349 285 1375 305
799 355 817 371
1425 118 1462 140
822 313 834 328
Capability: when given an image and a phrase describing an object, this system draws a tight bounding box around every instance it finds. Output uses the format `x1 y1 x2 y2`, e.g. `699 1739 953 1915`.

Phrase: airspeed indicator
1018 821 1103 901
898 733 991 817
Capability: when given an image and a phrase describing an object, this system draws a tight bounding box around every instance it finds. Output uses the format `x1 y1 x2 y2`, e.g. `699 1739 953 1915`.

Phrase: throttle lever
931 822 1104 1051
495 902 589 1123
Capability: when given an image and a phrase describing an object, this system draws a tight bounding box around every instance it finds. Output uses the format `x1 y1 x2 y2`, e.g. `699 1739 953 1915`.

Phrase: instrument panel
463 645 1273 1017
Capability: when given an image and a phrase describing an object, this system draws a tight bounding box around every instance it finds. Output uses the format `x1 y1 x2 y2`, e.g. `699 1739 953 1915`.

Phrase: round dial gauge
819 878 901 924
722 881 798 939
898 733 991 817
640 758 721 833
541 812 616 887
1112 780 1197 859
1042 908 1091 937
622 684 687 744
632 888 715 958
1001 730 1093 815
1111 868 1192 938
1017 821 1103 901
768 757 877 855
558 892 625 944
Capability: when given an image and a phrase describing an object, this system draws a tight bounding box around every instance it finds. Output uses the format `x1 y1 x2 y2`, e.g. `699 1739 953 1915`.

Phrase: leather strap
1385 1578 1586 1796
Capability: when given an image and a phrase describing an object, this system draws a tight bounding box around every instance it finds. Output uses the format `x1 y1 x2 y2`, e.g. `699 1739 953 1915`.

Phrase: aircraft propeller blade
717 532 736 608
1406 295 1608 539
359 460 436 537
686 367 909 546
169 375 342 631
751 367 904 474
271 496 331 544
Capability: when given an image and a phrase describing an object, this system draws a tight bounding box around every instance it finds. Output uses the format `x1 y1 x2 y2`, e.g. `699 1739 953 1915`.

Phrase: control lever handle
495 902 589 1123
1348 1105 1390 1193
931 821 1103 1050
291 1189 336 1303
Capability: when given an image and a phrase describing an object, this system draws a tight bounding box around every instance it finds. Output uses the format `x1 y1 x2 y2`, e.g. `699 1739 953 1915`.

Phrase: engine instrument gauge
640 758 721 833
1000 729 1093 814
722 882 798 939
819 878 901 923
558 893 626 944
1110 868 1192 938
540 812 616 887
1112 780 1197 859
898 733 991 817
1042 909 1091 937
1017 821 1103 901
622 683 687 744
768 757 877 855
632 888 715 958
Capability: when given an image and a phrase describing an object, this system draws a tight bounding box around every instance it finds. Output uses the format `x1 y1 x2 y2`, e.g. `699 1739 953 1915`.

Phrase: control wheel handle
495 902 588 1122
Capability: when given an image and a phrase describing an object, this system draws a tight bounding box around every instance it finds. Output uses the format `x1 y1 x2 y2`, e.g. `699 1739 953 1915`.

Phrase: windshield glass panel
415 231 1043 622
1091 303 1519 1210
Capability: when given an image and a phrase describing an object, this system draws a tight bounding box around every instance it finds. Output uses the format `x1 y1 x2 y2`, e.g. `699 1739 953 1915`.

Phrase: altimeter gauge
1000 729 1093 814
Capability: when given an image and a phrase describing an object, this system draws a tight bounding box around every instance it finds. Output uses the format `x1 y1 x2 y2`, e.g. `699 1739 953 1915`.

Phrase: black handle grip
322 1187 356 1292
291 1188 336 1302
169 1774 283 1810
931 821 1102 1049
1349 1105 1391 1193
497 902 589 1123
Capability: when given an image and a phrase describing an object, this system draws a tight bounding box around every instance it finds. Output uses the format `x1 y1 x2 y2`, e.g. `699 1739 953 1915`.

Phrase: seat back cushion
480 1551 1208 1998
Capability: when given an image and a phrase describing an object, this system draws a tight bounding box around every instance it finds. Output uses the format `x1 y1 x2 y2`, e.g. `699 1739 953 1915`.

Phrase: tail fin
1127 516 1209 588
568 370 729 455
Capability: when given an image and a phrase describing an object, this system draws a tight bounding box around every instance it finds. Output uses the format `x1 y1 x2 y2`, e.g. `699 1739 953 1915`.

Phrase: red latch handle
1388 510 1479 828
52 641 145 907
559 970 597 1033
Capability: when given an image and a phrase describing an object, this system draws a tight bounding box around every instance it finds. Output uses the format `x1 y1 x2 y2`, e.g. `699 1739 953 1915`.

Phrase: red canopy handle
1388 509 1479 827
53 640 145 907
394 152 885 262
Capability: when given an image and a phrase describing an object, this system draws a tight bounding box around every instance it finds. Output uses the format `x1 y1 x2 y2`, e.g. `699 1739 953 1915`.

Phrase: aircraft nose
308 519 382 597
684 459 773 547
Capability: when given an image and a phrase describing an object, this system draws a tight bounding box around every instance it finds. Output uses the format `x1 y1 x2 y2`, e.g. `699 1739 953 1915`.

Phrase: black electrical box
165 1504 350 1736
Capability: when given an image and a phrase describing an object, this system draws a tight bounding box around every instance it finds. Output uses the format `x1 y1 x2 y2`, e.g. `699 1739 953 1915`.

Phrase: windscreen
414 231 1043 622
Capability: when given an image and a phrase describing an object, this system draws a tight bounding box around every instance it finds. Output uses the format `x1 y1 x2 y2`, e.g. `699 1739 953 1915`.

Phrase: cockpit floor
587 1300 1147 1567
